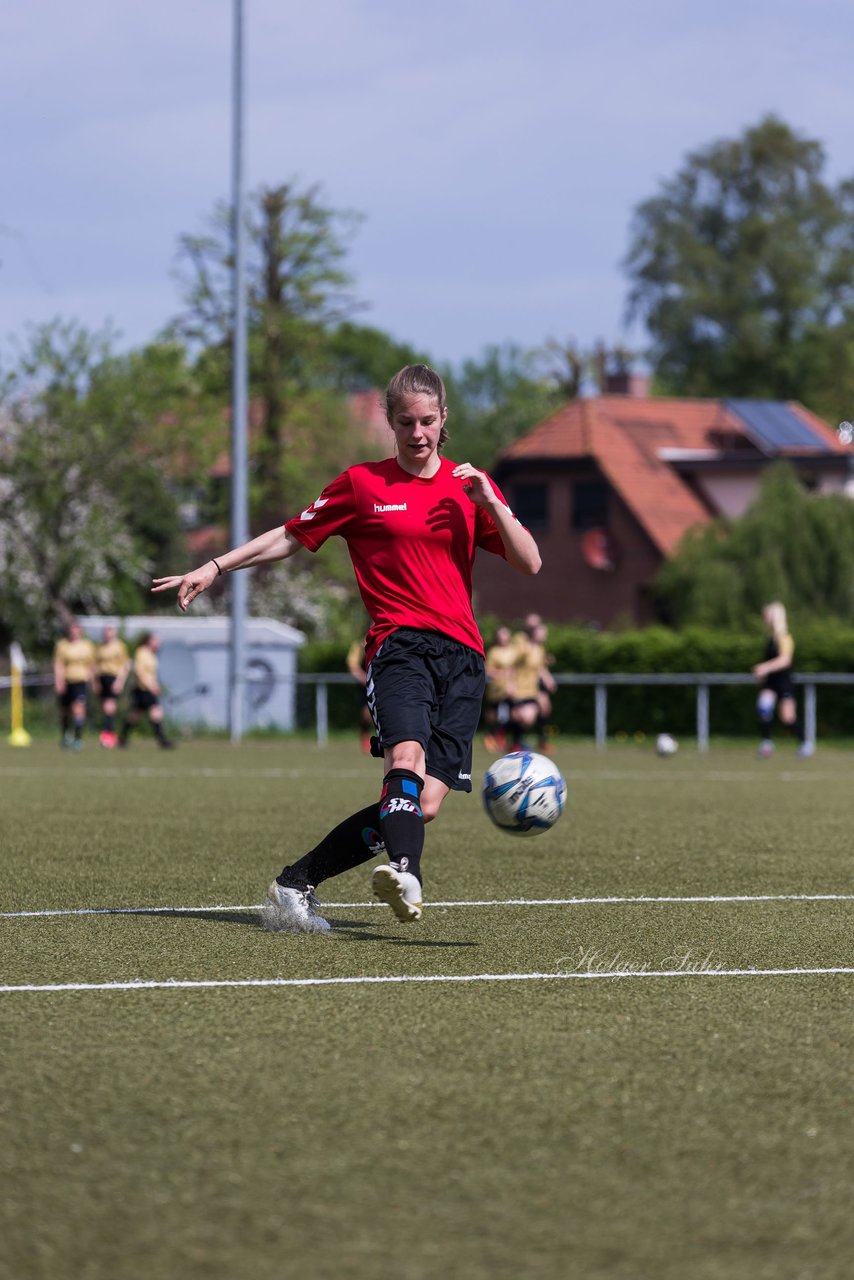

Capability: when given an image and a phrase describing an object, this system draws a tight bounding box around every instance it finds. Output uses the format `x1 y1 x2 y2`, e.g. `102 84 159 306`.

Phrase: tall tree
653 462 854 628
0 321 183 652
624 116 854 407
442 344 563 470
324 321 429 392
171 181 362 525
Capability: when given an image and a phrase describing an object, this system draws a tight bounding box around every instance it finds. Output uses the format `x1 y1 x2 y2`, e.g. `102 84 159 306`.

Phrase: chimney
603 371 650 397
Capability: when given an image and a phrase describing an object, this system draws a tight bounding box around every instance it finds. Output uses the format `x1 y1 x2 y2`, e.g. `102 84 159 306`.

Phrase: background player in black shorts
95 624 130 749
53 620 96 750
118 633 174 750
752 602 813 759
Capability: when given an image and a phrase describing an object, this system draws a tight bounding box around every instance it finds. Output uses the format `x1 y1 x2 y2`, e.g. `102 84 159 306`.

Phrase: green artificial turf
1 739 853 1280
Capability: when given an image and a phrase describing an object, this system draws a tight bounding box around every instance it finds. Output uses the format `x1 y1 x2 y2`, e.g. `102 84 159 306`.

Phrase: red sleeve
475 475 522 558
285 470 357 552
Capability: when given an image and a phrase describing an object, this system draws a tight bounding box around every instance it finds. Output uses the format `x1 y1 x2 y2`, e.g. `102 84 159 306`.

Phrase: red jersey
285 456 518 666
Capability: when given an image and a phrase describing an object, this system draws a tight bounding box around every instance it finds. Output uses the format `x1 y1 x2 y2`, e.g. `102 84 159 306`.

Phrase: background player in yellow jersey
483 625 517 752
118 633 174 749
53 620 96 750
509 615 556 752
95 624 130 749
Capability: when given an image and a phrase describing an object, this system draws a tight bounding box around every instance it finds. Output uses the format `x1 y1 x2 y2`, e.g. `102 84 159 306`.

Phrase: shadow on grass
98 908 478 947
104 907 264 929
329 918 478 947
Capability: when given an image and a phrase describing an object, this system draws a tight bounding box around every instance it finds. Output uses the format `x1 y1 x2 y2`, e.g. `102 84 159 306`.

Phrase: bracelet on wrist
212 558 223 576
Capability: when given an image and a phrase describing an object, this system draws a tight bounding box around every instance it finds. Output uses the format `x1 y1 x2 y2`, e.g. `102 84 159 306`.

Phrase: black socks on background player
278 769 426 890
119 714 137 744
757 718 806 744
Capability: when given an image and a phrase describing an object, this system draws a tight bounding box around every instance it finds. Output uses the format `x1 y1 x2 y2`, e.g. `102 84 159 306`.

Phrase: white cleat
371 864 423 922
261 880 331 934
796 741 816 759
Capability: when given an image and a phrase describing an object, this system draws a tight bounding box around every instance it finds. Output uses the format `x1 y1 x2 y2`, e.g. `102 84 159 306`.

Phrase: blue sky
2 0 853 368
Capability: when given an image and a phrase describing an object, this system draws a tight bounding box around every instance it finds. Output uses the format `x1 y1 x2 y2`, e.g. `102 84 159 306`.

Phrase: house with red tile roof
474 382 854 628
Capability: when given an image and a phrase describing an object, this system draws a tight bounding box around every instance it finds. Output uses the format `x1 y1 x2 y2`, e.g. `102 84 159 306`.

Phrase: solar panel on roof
725 400 830 452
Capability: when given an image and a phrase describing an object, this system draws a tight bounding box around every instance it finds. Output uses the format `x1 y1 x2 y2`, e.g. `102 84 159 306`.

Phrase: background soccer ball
482 750 567 836
656 733 679 756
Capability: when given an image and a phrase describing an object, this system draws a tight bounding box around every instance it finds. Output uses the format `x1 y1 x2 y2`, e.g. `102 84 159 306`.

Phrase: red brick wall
474 463 663 627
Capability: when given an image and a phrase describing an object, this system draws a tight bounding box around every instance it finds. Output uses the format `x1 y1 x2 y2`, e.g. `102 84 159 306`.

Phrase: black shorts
131 688 159 712
59 681 88 708
98 675 117 700
764 675 795 701
485 697 512 725
366 629 486 792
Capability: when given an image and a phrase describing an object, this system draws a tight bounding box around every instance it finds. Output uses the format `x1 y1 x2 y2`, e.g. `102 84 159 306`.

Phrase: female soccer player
118 633 175 750
95 624 130 748
152 364 542 931
752 601 813 758
509 616 556 752
53 620 96 750
483 625 517 752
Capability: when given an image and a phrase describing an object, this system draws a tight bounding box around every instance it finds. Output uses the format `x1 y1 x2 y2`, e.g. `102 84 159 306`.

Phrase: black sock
73 719 83 741
279 804 384 889
60 709 71 737
103 712 114 733
120 714 137 744
788 718 805 745
758 719 773 740
379 769 425 884
153 720 167 743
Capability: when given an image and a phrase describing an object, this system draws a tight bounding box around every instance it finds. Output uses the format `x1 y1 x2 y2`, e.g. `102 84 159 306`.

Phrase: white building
78 615 305 731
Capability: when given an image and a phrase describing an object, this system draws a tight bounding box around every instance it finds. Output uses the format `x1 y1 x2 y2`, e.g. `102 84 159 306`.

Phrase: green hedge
299 622 854 738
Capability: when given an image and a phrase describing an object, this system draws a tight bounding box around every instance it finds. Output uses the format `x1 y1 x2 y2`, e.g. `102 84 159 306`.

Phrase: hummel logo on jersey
374 502 407 513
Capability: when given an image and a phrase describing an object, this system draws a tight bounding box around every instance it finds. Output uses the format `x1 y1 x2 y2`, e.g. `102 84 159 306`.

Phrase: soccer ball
656 733 678 756
482 750 567 837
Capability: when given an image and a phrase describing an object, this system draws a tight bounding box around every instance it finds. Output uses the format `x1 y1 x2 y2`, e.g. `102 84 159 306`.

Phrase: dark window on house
512 483 549 531
572 481 609 530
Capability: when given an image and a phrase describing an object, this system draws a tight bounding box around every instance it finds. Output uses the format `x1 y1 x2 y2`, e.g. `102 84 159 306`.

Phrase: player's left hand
452 463 496 507
152 560 218 612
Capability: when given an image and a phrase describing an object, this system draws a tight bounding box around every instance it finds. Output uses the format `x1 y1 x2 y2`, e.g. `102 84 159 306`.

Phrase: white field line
0 766 369 780
2 893 854 920
0 765 847 783
3 967 854 995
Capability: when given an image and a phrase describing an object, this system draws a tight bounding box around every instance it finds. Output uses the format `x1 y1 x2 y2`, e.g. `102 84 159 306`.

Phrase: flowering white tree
0 321 178 652
189 555 357 640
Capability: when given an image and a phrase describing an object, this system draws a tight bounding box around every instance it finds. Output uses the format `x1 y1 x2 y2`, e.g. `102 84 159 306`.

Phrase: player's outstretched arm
152 527 303 612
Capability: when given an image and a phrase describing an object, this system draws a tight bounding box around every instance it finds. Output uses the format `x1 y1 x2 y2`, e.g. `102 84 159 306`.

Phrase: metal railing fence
299 671 854 750
6 670 854 750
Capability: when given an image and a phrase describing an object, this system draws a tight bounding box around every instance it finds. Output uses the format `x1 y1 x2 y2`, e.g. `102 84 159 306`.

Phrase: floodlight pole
229 0 250 742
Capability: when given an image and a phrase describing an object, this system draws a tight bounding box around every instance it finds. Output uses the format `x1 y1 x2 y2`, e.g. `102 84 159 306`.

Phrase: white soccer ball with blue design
482 750 567 837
